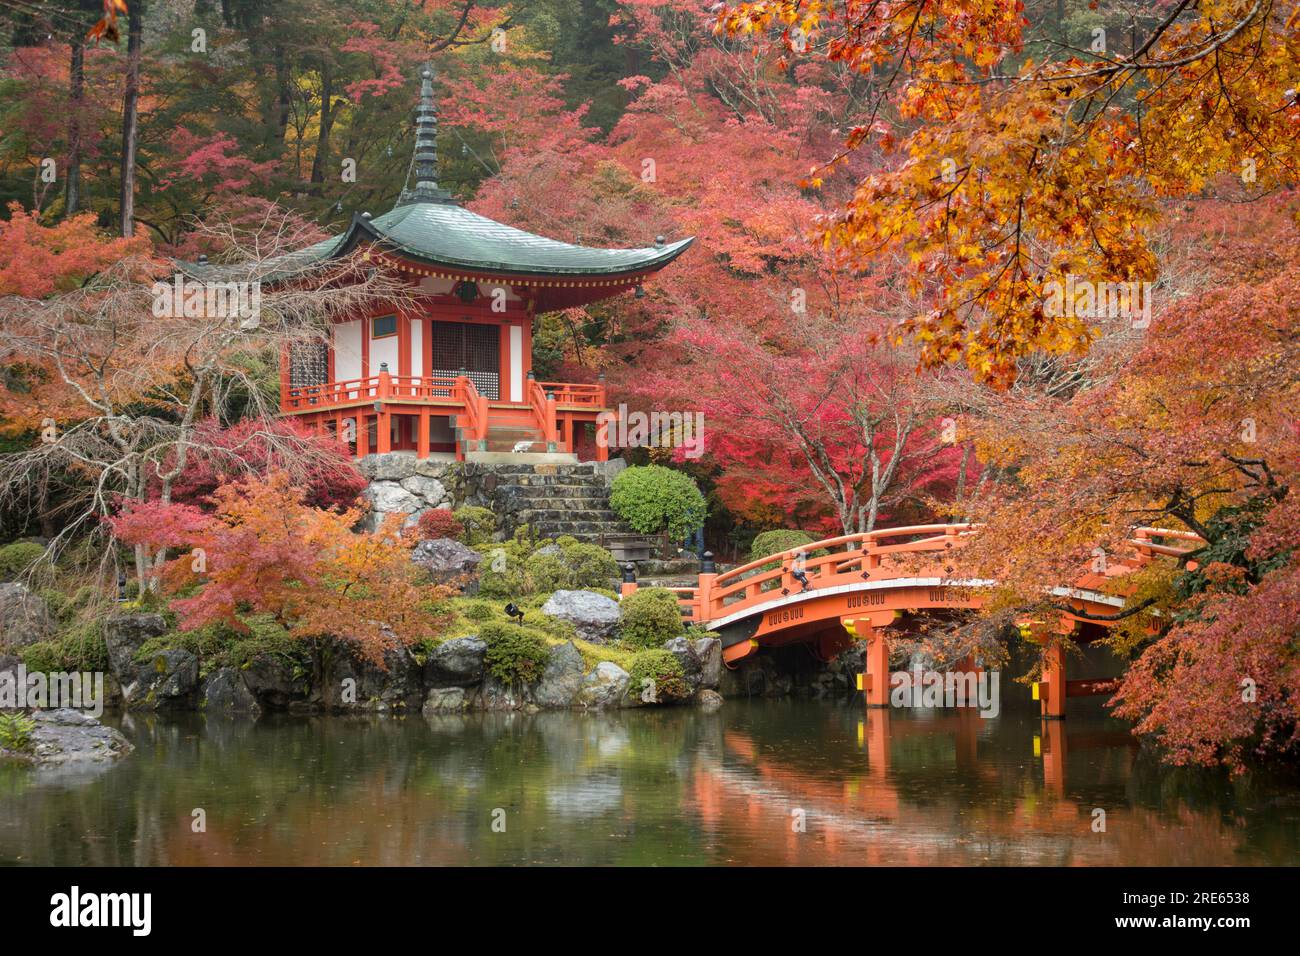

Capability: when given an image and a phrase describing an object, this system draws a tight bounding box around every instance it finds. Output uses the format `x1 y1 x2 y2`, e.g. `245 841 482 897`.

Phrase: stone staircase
480 463 638 544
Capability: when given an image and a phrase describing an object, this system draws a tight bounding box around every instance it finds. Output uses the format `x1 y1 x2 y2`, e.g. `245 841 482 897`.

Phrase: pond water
2 698 1297 866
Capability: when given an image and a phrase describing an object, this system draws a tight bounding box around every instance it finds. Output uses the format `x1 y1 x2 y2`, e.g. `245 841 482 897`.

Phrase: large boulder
696 689 724 713
200 667 261 715
534 641 584 708
103 614 168 679
120 649 199 711
3 709 133 767
365 480 421 515
477 675 532 712
358 452 420 482
576 661 630 710
692 637 722 690
320 636 422 712
400 475 445 503
241 652 314 711
424 636 487 688
411 538 482 594
103 614 198 711
663 636 703 692
541 590 620 644
422 686 467 714
0 583 55 648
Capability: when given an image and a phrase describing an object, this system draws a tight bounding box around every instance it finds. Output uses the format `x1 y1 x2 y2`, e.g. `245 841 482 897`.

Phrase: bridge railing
677 523 1205 626
679 524 979 625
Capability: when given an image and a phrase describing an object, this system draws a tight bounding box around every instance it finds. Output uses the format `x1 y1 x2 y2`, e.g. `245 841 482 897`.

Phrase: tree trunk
65 38 84 216
118 3 144 238
309 63 334 186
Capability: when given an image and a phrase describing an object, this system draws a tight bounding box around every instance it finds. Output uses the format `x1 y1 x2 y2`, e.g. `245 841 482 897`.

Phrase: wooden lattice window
289 342 328 388
430 321 499 400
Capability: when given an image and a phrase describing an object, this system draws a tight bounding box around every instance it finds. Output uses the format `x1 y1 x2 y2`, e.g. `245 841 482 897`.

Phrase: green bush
626 649 689 703
620 587 686 649
0 542 46 580
525 536 618 593
132 613 305 678
749 529 817 562
20 616 109 674
476 538 533 598
609 465 706 541
479 535 617 598
0 713 36 753
460 600 498 621
481 622 551 686
454 506 497 546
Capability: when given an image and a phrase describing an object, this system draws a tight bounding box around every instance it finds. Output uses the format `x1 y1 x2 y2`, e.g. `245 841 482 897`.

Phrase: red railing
537 381 606 407
282 373 460 412
527 377 558 448
455 375 489 454
671 524 1204 626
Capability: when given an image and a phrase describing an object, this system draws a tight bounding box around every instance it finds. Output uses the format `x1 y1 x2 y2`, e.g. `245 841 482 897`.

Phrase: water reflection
1 700 1296 865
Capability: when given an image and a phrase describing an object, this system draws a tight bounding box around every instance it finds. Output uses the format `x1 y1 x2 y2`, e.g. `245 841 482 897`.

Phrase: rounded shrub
609 465 706 541
0 542 46 580
620 587 685 649
454 506 496 546
525 537 618 593
626 649 689 703
749 529 817 562
481 622 551 686
414 509 464 541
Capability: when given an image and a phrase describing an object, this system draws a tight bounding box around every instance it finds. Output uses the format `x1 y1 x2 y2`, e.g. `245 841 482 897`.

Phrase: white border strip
704 577 997 631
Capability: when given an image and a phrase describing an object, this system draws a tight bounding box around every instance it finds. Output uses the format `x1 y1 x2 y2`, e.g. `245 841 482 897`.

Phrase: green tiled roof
362 201 693 276
180 201 692 283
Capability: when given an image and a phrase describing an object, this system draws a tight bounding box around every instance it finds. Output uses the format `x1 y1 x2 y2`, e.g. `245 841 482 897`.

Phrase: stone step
516 507 622 522
506 485 608 500
459 463 600 477
517 520 628 536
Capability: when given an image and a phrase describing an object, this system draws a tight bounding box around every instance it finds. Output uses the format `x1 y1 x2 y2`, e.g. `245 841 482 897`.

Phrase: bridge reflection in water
1 701 1292 866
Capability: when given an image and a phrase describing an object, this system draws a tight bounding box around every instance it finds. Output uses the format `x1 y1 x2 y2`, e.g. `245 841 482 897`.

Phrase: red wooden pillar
865 626 889 708
417 408 431 459
595 413 610 462
847 611 896 709
278 346 291 411
356 412 370 458
695 552 717 622
376 367 392 454
1040 640 1067 720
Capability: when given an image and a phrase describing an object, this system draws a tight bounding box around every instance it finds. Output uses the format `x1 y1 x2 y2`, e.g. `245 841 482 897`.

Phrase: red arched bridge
619 524 1202 719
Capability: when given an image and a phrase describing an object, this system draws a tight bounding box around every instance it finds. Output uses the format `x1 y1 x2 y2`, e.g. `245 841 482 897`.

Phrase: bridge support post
1040 640 1067 720
845 617 891 708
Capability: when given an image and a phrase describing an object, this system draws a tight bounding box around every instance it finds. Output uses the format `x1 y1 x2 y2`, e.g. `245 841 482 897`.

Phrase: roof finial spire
395 64 453 209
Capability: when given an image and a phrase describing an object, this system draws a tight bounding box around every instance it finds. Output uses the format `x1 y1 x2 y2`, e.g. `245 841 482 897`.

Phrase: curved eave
174 210 694 307
335 213 695 280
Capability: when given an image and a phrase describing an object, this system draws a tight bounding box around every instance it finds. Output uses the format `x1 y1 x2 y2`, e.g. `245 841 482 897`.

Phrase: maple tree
715 0 1300 384
952 197 1299 768
107 471 452 663
164 417 366 514
642 303 973 535
0 203 408 584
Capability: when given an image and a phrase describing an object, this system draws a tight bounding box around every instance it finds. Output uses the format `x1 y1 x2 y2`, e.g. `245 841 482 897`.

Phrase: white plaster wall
509 324 523 402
